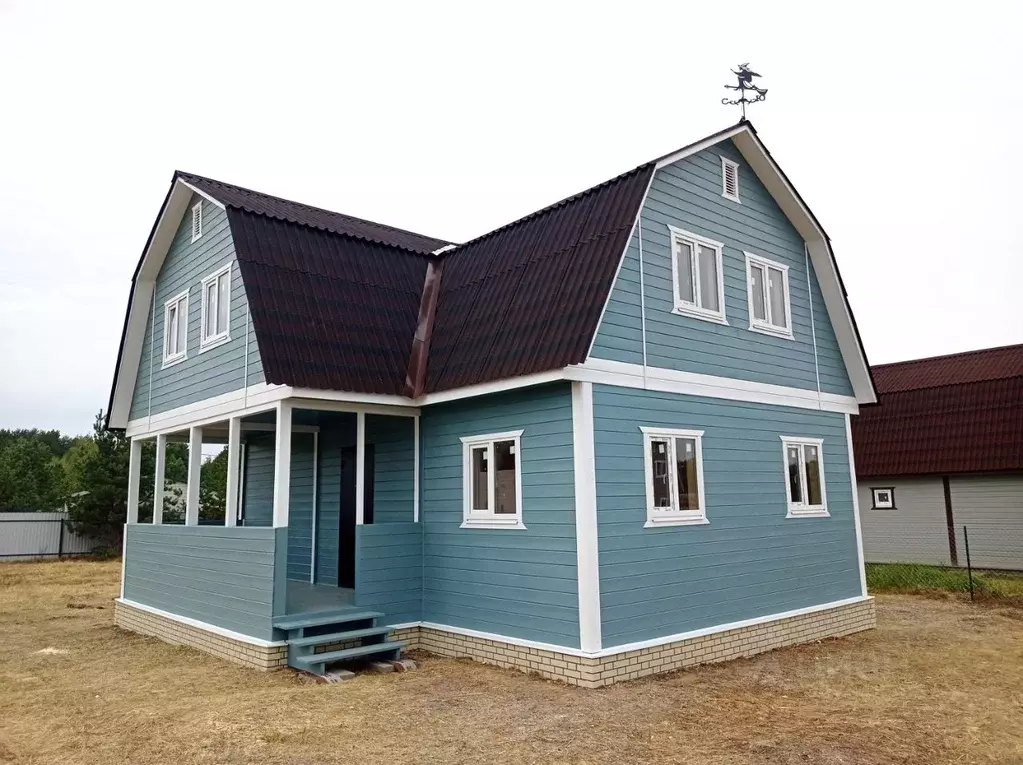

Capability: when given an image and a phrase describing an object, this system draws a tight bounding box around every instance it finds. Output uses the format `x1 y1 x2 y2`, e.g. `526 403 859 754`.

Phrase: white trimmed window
871 487 895 510
460 430 524 529
200 263 232 349
721 157 740 203
669 226 727 324
191 201 203 242
745 252 792 338
641 427 708 527
781 437 828 518
162 290 189 366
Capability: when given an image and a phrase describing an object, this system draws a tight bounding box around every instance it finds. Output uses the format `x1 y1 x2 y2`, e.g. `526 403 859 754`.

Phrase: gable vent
721 157 740 203
191 201 203 242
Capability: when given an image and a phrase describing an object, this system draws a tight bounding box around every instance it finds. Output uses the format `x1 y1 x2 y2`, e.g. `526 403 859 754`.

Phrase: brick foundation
114 601 288 670
400 598 875 688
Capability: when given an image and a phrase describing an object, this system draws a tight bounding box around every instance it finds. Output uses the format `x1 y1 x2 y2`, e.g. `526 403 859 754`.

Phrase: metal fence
0 512 99 562
865 523 1023 601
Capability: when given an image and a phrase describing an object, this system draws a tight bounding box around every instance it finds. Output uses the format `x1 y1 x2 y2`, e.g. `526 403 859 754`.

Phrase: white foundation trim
567 358 859 414
845 413 868 597
115 598 286 647
571 381 602 652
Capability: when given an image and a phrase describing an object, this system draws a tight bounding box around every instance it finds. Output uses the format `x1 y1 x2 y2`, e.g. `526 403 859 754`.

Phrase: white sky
1 1 1020 435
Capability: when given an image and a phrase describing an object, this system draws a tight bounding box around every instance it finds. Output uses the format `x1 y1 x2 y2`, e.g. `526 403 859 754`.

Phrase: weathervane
722 63 767 119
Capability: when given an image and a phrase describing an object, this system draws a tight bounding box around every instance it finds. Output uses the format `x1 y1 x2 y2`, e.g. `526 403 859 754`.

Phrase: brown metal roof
852 345 1023 477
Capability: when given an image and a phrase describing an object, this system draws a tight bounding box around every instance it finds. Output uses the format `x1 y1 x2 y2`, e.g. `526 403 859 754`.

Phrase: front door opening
338 445 374 589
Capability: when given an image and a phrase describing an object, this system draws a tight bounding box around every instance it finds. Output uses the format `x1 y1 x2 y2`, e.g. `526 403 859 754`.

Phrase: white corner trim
115 598 286 648
571 381 601 653
568 358 859 415
414 595 873 658
845 413 868 597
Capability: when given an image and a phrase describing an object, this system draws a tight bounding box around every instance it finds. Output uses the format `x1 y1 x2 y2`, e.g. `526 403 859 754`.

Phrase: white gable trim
108 179 226 430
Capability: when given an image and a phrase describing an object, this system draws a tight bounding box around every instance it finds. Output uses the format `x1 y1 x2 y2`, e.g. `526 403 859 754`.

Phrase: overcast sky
1 1 1020 435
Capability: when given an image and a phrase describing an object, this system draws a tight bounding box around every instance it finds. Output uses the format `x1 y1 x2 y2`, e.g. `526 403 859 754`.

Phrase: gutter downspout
805 242 822 410
638 217 648 389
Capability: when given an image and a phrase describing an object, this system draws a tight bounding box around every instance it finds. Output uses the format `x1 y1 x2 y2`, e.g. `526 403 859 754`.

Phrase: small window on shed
721 157 740 202
191 201 203 242
871 488 895 509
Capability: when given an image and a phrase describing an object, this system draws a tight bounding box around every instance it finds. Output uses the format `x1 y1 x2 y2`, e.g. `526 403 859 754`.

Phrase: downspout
805 243 822 410
309 431 319 583
638 216 648 389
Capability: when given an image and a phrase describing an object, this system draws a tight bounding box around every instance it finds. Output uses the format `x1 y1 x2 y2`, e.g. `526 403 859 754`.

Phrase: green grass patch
866 563 1023 598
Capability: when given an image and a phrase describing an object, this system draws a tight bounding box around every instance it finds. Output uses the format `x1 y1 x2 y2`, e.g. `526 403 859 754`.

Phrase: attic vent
721 157 740 203
191 201 203 242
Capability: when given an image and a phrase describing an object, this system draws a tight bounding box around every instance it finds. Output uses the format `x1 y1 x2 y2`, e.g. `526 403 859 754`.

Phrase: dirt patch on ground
1 560 1021 764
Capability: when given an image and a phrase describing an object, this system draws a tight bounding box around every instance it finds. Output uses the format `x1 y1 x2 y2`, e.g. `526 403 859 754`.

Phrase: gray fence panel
0 512 99 561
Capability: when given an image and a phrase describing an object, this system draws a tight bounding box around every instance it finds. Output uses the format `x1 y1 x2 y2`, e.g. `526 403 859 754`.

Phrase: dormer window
721 157 740 203
191 201 203 242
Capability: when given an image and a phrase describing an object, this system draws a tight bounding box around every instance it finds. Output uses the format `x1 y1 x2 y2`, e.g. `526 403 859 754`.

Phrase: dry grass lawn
1 560 1021 765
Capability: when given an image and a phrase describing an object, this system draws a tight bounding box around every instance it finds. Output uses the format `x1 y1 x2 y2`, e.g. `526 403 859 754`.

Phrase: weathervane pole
722 64 767 119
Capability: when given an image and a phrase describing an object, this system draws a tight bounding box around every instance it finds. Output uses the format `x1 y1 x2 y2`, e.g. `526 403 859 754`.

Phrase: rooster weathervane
722 64 767 119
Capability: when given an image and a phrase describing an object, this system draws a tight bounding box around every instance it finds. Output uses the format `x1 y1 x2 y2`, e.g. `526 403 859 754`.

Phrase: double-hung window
745 252 792 338
200 264 232 349
669 226 726 324
162 290 189 367
781 437 828 517
641 427 708 527
460 430 524 529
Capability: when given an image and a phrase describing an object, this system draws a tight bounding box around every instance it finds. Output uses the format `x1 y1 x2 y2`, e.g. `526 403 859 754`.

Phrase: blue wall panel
593 384 861 647
590 139 853 396
356 523 423 625
420 384 580 648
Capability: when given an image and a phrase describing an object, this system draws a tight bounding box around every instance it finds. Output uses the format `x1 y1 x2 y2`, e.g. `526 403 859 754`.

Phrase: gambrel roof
106 121 876 429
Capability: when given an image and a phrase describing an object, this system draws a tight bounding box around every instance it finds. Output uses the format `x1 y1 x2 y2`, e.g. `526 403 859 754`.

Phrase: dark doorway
338 445 374 589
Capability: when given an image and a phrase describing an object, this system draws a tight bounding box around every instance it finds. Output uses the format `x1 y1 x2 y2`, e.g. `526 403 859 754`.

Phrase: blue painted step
273 609 384 632
287 626 393 648
292 641 406 671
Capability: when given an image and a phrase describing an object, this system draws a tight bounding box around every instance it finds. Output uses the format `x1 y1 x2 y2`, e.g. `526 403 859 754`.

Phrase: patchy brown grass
1 561 1021 765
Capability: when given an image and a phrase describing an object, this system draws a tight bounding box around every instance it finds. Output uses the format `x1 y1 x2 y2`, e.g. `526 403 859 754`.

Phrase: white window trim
191 201 203 243
871 487 895 510
199 263 232 351
780 436 829 518
667 225 727 326
744 251 794 339
460 429 525 530
640 426 709 528
720 156 740 203
161 290 189 368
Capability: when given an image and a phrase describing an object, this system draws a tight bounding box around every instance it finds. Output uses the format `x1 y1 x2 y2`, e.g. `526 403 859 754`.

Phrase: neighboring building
106 120 878 688
853 345 1023 571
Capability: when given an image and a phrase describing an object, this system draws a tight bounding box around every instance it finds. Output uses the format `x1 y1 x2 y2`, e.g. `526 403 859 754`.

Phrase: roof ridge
435 163 654 258
176 170 453 253
874 342 1023 370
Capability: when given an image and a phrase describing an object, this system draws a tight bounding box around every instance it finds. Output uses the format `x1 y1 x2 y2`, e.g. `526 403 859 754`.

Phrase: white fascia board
178 180 226 209
125 383 287 437
654 123 749 169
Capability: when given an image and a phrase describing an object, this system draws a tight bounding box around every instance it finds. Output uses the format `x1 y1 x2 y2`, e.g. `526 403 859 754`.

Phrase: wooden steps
274 607 403 676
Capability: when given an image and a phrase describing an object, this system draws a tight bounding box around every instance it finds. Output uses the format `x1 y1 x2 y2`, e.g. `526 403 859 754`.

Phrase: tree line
0 412 229 547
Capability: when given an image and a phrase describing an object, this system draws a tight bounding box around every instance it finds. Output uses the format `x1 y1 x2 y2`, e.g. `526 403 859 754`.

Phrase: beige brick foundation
114 600 288 670
400 598 876 688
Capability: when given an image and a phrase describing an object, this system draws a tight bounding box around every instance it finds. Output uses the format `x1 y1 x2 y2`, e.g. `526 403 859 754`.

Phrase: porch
120 398 423 672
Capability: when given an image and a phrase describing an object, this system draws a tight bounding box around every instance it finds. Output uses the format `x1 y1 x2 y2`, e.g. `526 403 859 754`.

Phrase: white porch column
185 426 202 526
273 401 292 527
225 417 241 527
152 434 166 524
126 438 142 524
355 411 366 525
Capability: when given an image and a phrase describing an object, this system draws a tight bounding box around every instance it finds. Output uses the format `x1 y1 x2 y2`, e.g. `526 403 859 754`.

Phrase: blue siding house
108 121 878 687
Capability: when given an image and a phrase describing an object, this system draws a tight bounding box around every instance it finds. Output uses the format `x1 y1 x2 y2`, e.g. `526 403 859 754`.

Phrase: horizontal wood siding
857 476 951 566
950 473 1023 570
122 524 279 640
593 384 861 647
590 139 853 396
420 384 580 648
355 523 423 624
242 435 274 527
367 415 415 523
129 195 264 422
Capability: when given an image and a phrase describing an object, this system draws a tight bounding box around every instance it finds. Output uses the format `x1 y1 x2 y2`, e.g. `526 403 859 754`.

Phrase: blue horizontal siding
590 139 853 396
367 414 415 524
122 524 280 640
593 384 861 647
355 523 423 624
420 384 580 648
130 195 264 422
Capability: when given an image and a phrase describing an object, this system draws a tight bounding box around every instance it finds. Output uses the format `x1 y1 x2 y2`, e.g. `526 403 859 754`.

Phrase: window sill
748 322 793 340
785 508 830 519
161 355 186 370
460 518 527 530
870 506 897 511
671 306 729 326
644 516 709 528
199 334 231 353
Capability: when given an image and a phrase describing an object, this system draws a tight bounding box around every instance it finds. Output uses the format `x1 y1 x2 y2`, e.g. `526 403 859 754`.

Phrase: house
106 120 878 687
852 345 1023 571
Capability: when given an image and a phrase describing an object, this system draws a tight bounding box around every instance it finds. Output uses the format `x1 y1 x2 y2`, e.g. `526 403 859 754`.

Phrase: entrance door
338 445 374 588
